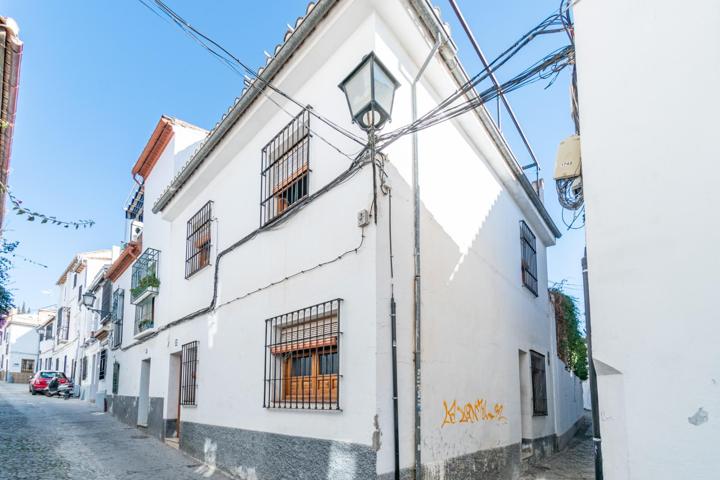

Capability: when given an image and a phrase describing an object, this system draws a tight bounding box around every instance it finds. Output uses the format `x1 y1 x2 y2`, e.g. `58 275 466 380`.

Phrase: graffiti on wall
441 398 508 427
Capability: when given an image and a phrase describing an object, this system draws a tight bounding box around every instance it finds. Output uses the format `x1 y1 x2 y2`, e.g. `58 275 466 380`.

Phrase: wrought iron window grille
180 341 199 406
530 350 548 416
185 202 213 278
520 220 538 296
260 109 311 226
263 299 342 411
131 248 160 304
111 288 124 349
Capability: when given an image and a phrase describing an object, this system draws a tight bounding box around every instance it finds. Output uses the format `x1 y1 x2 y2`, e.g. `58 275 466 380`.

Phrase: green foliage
550 287 588 381
131 274 160 299
0 240 18 316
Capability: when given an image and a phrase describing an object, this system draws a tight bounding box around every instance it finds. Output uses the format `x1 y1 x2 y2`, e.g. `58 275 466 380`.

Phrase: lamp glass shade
81 291 96 308
339 52 400 131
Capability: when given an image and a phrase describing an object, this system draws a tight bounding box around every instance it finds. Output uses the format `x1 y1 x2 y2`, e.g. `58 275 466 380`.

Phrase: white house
0 308 53 383
105 1 584 479
38 249 117 383
574 1 720 479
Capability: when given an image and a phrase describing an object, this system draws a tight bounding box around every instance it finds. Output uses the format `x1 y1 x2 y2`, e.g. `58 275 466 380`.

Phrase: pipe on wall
411 33 442 480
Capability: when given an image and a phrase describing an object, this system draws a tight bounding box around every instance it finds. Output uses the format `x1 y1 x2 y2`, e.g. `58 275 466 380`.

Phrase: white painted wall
574 1 720 478
107 0 582 477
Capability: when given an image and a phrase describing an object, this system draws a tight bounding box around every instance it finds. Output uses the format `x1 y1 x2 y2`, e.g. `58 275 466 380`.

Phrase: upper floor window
185 201 213 278
98 349 107 381
100 280 113 324
530 350 548 416
73 272 77 288
260 110 310 226
520 220 538 296
111 288 125 349
264 299 341 410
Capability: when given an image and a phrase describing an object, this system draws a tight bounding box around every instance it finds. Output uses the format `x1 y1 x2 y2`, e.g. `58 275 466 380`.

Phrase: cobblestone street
521 421 595 480
0 382 228 480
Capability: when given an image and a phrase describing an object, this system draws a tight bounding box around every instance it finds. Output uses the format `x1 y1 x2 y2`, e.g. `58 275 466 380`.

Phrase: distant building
0 17 23 230
0 307 52 383
38 249 118 386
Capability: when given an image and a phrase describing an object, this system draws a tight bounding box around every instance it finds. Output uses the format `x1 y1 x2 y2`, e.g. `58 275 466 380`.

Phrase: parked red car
29 371 69 395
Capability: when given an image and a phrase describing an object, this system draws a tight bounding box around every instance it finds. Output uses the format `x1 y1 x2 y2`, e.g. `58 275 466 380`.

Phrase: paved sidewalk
521 420 595 480
0 382 229 480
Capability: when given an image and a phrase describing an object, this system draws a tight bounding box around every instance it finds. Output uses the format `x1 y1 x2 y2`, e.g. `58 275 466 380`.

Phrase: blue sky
1 0 586 318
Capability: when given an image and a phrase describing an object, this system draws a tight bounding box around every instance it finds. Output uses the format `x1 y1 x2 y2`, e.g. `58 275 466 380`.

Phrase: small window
112 361 120 394
520 220 538 296
180 341 198 406
264 299 341 410
98 350 107 381
530 350 548 416
78 284 83 303
81 356 88 381
111 288 125 349
135 297 154 334
100 281 113 323
260 110 310 226
185 201 213 278
73 272 77 288
55 358 59 371
21 359 34 373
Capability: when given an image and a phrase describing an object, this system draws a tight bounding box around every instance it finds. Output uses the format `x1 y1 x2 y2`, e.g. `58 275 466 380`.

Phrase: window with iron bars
111 288 124 349
134 297 154 335
260 110 310 226
185 202 213 278
530 350 548 416
112 361 120 395
98 349 107 381
100 280 113 324
180 341 198 406
264 299 341 410
56 307 69 341
520 220 538 296
81 356 88 381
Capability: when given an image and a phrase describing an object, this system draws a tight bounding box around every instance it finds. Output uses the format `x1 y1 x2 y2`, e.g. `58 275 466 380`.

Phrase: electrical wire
137 0 366 149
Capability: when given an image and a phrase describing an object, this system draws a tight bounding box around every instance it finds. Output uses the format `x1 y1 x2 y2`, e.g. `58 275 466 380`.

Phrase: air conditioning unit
554 134 582 180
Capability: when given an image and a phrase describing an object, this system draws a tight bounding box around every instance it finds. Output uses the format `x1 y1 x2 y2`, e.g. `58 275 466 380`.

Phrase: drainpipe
582 249 603 479
412 34 441 480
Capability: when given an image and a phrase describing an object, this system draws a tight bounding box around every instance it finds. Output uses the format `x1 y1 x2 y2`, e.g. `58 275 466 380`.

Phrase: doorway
166 352 182 439
138 359 151 427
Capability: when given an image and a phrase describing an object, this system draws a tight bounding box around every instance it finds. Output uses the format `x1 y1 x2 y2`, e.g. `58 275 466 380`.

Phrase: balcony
131 248 160 304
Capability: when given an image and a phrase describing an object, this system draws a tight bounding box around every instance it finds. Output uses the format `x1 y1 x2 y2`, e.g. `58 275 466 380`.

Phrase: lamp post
340 52 400 480
81 291 109 317
339 52 400 223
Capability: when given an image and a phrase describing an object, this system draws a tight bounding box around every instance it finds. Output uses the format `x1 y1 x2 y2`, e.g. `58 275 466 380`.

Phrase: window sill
185 262 212 280
264 402 341 411
134 327 156 340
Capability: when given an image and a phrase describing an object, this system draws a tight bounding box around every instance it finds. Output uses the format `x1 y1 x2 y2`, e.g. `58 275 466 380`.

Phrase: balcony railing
131 248 160 304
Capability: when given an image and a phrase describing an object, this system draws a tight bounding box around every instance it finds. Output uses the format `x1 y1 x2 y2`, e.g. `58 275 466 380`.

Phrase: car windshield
39 372 67 379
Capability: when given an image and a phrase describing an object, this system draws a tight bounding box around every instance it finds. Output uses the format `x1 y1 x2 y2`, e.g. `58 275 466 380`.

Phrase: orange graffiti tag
441 398 508 427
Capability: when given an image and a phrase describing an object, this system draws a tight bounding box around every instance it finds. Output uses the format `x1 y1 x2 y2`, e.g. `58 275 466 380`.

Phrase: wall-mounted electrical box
357 209 370 227
554 134 582 180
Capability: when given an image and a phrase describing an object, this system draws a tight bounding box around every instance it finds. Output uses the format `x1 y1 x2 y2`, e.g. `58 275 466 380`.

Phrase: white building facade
38 250 116 387
0 309 52 383
105 1 585 479
574 1 720 479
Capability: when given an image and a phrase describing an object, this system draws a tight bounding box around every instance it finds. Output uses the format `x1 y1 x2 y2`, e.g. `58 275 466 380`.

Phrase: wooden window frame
264 299 341 410
185 202 213 279
260 110 310 226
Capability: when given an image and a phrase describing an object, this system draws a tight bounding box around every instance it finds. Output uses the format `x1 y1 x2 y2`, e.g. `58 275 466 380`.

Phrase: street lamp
339 52 400 225
338 52 400 131
81 291 109 316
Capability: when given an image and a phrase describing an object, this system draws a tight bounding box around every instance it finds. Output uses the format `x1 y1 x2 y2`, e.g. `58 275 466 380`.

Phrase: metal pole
412 34 441 480
446 0 541 174
582 249 603 480
371 127 378 224
390 296 400 480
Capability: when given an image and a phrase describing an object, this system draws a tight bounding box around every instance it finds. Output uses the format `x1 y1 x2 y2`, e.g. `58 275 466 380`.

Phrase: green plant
0 239 18 317
550 286 588 381
137 318 154 331
131 274 160 298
